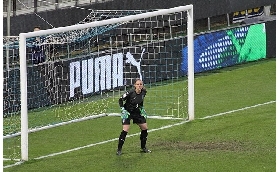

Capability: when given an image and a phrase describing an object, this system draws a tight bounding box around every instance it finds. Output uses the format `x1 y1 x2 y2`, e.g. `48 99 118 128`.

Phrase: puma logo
125 48 145 80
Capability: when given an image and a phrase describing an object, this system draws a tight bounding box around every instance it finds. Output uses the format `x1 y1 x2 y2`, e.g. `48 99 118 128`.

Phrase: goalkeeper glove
120 107 130 119
140 107 147 118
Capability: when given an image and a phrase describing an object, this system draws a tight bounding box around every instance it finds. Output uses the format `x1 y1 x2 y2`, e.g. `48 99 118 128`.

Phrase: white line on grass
199 100 276 120
33 120 189 160
4 100 275 169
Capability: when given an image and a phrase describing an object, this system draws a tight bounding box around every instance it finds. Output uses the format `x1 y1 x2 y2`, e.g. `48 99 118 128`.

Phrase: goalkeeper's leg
139 122 151 153
116 124 130 155
140 129 148 149
116 130 127 155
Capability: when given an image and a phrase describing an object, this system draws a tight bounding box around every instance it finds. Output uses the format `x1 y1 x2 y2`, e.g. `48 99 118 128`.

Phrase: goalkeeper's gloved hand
120 107 130 119
140 107 148 118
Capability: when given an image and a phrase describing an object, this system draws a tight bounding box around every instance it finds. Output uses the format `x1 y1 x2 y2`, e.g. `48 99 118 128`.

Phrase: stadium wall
3 0 275 36
265 21 276 58
3 21 276 114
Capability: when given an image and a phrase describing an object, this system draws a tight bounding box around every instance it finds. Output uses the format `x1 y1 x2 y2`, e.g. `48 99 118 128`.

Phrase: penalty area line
198 100 276 120
33 120 190 160
4 100 275 169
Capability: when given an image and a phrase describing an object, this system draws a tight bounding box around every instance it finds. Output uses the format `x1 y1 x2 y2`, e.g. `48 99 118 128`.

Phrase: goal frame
19 5 194 161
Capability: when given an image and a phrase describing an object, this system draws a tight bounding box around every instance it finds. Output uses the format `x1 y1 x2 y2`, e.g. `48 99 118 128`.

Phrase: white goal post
19 5 194 161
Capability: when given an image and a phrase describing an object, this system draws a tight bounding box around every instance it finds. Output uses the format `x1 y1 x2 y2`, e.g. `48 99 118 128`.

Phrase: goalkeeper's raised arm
116 78 151 156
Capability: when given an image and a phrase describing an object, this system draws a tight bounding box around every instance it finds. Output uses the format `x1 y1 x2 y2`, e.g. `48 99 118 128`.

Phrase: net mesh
3 8 190 161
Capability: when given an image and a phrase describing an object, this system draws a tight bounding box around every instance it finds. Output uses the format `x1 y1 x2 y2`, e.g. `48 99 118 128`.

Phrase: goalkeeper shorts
122 114 146 125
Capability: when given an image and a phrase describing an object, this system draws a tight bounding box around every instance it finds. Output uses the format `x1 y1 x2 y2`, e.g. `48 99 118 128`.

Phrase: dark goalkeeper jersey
119 89 147 113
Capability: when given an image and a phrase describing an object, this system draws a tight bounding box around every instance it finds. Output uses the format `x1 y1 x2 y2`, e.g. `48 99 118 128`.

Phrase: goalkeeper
116 78 151 155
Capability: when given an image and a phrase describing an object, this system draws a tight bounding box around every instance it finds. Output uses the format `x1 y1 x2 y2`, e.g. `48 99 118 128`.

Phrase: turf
3 58 276 171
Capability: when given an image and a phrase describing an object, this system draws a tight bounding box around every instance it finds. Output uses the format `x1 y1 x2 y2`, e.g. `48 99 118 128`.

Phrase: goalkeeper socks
118 130 128 150
140 129 148 149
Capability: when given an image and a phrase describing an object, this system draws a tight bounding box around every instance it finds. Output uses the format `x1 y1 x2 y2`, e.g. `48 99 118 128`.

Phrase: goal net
3 5 194 162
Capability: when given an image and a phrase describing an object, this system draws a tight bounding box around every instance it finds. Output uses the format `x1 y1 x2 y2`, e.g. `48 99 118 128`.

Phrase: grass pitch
3 58 276 171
